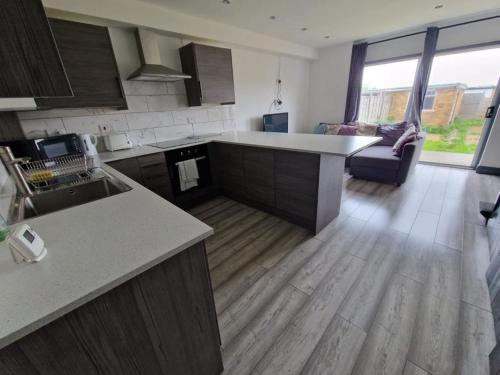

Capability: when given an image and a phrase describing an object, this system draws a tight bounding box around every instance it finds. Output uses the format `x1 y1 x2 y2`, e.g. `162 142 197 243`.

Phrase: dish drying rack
21 155 95 190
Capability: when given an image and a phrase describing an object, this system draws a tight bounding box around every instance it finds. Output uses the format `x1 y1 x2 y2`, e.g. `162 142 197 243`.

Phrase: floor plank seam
461 299 493 315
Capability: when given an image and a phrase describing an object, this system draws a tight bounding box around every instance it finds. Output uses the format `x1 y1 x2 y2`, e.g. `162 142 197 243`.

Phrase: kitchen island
103 131 381 233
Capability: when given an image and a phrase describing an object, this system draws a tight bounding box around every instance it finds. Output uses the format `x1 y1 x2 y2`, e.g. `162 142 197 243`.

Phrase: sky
362 47 500 90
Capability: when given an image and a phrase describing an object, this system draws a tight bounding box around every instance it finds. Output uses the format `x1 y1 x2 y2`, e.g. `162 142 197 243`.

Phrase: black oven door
35 134 83 159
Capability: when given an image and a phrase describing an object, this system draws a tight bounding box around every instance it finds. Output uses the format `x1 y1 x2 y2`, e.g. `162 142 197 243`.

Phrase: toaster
103 133 133 152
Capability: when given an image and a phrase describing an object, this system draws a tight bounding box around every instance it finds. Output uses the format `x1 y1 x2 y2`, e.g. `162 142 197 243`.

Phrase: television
263 112 288 133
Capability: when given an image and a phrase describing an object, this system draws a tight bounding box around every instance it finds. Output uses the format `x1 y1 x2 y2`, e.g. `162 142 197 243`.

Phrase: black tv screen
263 113 288 133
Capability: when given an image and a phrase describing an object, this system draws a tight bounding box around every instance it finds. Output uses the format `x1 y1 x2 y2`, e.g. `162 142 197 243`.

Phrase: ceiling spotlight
434 4 443 8
301 27 308 31
270 15 276 20
222 0 230 4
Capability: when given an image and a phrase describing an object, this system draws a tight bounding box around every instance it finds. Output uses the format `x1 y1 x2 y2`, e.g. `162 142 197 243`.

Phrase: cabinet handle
198 81 203 100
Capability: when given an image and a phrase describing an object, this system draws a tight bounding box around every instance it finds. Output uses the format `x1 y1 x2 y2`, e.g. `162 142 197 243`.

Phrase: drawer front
107 158 142 183
137 153 167 168
140 163 168 179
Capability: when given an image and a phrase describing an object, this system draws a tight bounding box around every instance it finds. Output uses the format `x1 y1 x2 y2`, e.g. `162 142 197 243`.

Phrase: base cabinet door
243 146 275 208
274 150 319 230
0 242 223 375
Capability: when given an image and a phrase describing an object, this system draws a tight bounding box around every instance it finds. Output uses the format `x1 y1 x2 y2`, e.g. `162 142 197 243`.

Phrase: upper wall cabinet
36 19 127 110
0 0 72 98
179 43 235 107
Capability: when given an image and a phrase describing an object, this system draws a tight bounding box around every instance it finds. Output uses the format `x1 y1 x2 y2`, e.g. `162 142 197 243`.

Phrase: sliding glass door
420 46 500 167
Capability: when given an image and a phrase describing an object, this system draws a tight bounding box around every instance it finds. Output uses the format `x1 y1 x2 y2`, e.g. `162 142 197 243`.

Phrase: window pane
359 59 418 124
423 95 435 110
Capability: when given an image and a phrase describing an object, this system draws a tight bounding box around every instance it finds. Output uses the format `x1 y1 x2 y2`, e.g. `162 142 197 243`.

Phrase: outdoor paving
420 150 473 166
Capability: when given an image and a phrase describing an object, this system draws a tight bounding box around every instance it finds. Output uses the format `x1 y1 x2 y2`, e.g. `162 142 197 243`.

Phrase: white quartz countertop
99 131 382 163
0 165 213 349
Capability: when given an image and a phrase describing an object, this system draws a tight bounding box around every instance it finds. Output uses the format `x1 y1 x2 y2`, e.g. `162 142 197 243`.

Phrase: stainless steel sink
10 171 132 223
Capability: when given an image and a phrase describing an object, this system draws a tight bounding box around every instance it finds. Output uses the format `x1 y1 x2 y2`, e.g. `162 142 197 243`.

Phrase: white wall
308 43 352 130
17 26 311 142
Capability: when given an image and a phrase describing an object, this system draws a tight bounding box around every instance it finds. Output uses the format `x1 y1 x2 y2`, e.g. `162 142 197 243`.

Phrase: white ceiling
137 0 500 48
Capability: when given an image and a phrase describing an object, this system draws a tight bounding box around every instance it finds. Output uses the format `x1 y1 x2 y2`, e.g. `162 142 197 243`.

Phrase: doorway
419 46 500 167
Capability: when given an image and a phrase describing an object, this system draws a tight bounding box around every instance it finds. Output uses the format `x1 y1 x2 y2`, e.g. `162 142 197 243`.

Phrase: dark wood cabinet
179 43 235 107
108 153 173 201
243 147 275 208
211 143 344 233
0 0 72 98
36 19 127 110
212 143 246 199
275 151 319 230
0 242 223 375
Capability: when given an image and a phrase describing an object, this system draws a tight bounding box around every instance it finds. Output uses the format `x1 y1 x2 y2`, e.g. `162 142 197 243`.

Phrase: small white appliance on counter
103 133 133 152
8 224 47 263
79 133 99 156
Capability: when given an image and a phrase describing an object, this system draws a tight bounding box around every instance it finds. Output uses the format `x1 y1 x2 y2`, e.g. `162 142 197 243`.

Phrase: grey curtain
405 27 440 129
344 42 368 123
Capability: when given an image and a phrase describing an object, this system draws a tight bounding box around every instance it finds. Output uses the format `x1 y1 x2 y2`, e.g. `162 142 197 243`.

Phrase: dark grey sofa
349 133 425 186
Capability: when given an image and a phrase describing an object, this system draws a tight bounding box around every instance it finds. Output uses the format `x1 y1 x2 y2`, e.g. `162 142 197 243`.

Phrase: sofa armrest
396 133 426 184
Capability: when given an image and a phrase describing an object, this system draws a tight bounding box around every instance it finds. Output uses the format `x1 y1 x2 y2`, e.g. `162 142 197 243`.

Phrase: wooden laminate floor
189 164 499 375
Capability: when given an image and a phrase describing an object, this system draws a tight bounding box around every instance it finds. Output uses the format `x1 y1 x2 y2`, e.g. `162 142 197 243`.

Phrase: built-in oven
0 134 83 160
165 144 211 195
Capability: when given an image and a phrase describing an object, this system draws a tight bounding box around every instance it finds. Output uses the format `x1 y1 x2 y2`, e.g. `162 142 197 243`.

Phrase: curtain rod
367 14 500 46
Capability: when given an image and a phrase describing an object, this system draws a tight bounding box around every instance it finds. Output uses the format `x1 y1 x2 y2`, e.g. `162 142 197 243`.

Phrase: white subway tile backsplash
187 108 209 123
15 80 238 144
20 118 66 138
166 81 186 95
128 128 157 147
122 96 149 113
147 95 186 111
154 125 192 142
63 114 128 134
221 105 235 120
207 107 223 121
122 80 167 96
126 111 173 130
172 110 189 125
194 121 223 136
223 119 237 131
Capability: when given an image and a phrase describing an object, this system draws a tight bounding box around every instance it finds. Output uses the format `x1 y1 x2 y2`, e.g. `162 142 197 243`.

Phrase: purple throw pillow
376 121 410 146
393 125 417 157
338 124 358 136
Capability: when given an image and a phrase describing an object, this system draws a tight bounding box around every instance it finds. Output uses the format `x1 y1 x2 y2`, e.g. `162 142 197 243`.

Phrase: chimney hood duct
128 29 191 82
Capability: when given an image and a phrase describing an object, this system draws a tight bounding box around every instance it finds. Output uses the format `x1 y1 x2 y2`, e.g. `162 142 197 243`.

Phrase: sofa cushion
351 146 401 170
355 122 379 136
325 124 342 135
376 121 410 146
393 125 417 156
338 124 358 136
314 123 328 134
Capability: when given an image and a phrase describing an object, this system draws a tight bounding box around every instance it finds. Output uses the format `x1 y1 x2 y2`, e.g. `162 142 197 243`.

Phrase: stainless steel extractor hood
128 29 191 82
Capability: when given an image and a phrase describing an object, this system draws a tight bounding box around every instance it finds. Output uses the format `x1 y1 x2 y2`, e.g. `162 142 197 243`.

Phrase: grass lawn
422 118 484 154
